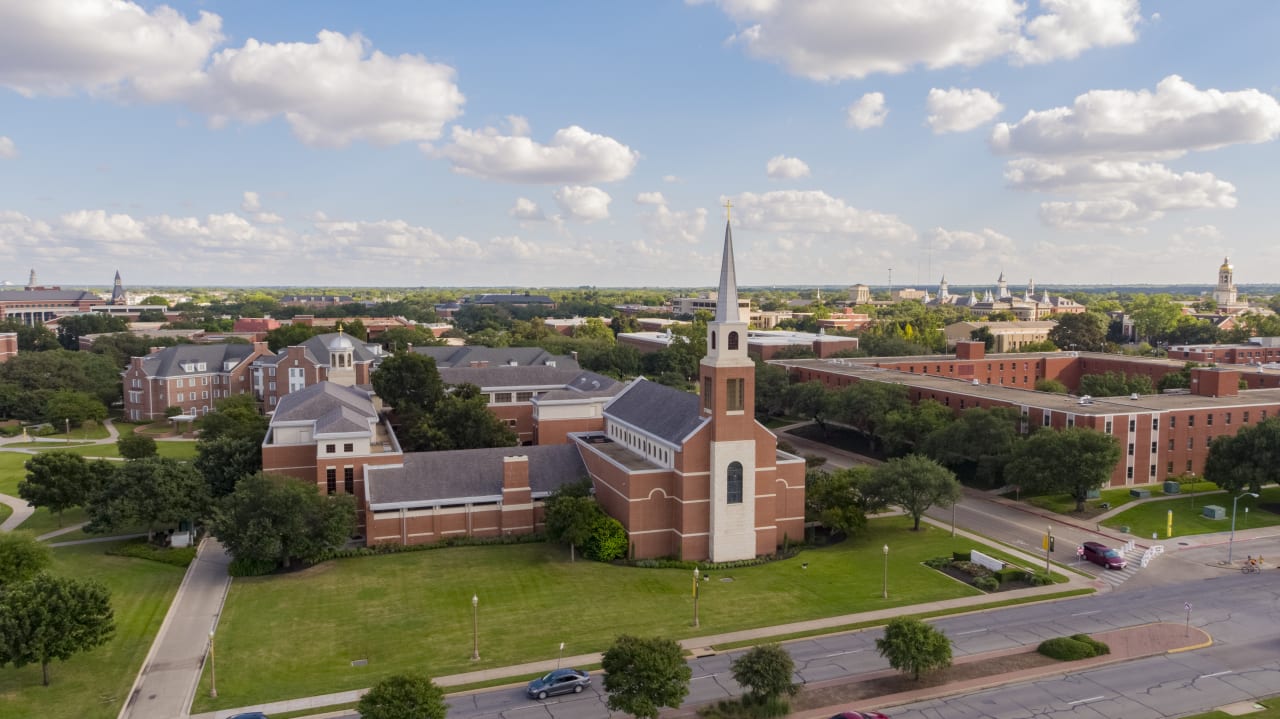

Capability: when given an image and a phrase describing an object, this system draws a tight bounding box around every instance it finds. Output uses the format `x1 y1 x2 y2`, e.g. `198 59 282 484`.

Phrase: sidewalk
0 492 33 532
119 538 233 719
192 559 1094 719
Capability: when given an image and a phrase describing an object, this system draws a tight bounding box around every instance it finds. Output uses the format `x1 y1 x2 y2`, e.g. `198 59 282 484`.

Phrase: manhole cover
719 577 734 582
351 659 368 667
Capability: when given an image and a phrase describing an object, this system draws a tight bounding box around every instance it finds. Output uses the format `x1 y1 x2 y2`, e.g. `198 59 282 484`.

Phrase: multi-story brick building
0 270 103 324
122 342 272 420
943 320 1057 352
252 332 384 411
775 341 1280 487
0 333 16 363
1167 337 1280 365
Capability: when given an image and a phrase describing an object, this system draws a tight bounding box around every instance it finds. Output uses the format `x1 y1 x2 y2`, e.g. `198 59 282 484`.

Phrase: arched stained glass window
726 461 743 504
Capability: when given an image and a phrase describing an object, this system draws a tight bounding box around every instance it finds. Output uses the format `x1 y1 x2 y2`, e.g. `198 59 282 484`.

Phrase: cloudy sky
3 1 1279 288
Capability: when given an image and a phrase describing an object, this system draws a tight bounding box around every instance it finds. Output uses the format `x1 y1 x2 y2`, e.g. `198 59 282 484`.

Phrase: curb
1168 631 1213 654
981 496 1145 548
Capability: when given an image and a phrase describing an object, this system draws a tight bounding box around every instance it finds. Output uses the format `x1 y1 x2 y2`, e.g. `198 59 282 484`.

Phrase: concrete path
35 521 88 541
0 492 33 532
119 538 233 719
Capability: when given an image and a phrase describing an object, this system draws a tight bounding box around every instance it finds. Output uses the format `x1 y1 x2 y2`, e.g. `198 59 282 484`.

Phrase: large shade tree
1047 312 1109 352
601 635 691 719
211 472 356 571
86 457 210 538
876 617 952 681
1006 427 1122 511
356 673 447 719
920 407 1020 488
0 573 115 685
1204 418 1280 494
873 455 962 531
19 451 96 527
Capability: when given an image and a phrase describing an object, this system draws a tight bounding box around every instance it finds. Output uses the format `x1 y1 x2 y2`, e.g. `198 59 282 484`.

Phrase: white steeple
715 218 741 324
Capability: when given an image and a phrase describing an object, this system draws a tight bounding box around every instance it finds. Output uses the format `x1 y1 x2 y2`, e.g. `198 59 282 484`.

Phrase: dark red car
1082 541 1127 570
831 712 889 719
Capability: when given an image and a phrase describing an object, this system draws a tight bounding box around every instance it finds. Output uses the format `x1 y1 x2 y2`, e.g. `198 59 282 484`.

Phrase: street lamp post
951 503 956 537
557 641 565 669
65 418 70 444
208 630 217 698
882 545 889 599
1228 492 1260 563
693 567 700 628
471 594 479 661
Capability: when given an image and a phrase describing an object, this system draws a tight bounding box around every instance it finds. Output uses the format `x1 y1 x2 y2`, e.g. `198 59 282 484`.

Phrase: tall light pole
557 641 565 669
208 630 217 698
882 545 889 599
951 503 956 537
65 418 70 443
471 594 479 661
1228 492 1260 563
692 567 700 628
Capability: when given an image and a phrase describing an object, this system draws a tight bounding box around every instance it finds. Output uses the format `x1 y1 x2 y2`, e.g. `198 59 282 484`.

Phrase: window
726 378 744 411
202 391 208 399
710 331 716 350
1128 419 1136 432
1151 442 1157 454
268 381 276 391
1207 414 1214 426
1153 418 1159 430
176 378 184 388
344 467 354 494
1043 412 1051 427
1188 415 1195 427
326 468 336 495
1187 460 1193 472
1150 464 1157 478
326 444 336 453
268 367 276 377
1127 443 1134 456
1188 437 1194 449
1244 411 1251 423
1168 438 1174 451
728 331 739 350
492 392 512 404
726 461 743 504
703 377 712 410
1127 466 1134 479
288 367 305 392
1226 412 1232 425
1104 420 1113 434
176 393 185 402
1168 461 1174 474
344 443 354 453
1170 416 1177 428
515 391 535 402
1067 417 1074 428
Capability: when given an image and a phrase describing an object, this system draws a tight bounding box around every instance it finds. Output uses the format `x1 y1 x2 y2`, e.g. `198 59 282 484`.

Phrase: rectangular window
1167 461 1174 474
1151 442 1157 454
1187 460 1193 472
344 467 354 494
1226 412 1232 425
1207 414 1214 426
703 378 712 410
1152 418 1159 430
268 381 276 391
326 444 335 453
1128 443 1134 456
1105 420 1113 434
1188 437 1194 449
1168 438 1174 451
1043 412 1051 427
288 367 305 392
1244 411 1250 423
326 468 336 495
1150 464 1157 478
726 378 744 411
1188 415 1195 427
176 393 184 402
1067 417 1074 428
268 367 276 377
202 391 208 399
1127 466 1134 479
515 391 535 403
176 378 184 388
1128 419 1136 432
1170 416 1177 428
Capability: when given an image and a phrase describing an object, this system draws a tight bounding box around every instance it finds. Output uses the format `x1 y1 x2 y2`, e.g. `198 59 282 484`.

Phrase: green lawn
1179 698 1280 719
1102 486 1280 539
1023 481 1223 516
0 501 11 524
0 541 185 719
14 441 199 461
193 517 1057 712
0 451 148 537
3 441 95 449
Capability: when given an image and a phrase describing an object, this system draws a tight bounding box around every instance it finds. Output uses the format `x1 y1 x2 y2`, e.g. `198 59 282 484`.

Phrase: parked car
1082 541 1127 570
831 712 889 719
527 668 591 699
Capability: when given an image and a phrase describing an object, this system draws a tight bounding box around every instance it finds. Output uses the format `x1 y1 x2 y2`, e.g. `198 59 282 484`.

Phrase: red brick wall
534 416 606 445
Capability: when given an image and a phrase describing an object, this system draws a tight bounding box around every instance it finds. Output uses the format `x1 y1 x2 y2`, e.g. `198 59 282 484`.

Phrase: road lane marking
955 629 989 636
1071 610 1101 616
1067 696 1105 705
821 649 865 658
1200 671 1232 678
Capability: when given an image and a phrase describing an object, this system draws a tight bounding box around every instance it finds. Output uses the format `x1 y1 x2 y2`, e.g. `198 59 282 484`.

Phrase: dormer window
197 362 207 371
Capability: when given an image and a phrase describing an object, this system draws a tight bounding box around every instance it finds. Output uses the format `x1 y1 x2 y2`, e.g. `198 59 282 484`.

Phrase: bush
106 541 196 568
1028 571 1054 586
1037 636 1102 661
584 515 628 562
698 696 790 719
923 556 952 569
952 561 993 578
1071 634 1111 655
952 551 971 562
227 556 276 577
971 576 999 591
994 567 1027 584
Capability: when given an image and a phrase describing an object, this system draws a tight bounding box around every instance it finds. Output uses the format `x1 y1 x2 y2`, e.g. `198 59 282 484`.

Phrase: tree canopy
730 643 797 703
371 351 445 413
0 573 115 685
543 480 600 562
1006 427 1122 511
20 451 96 526
601 635 692 719
875 617 952 681
1204 418 1280 495
0 534 51 588
116 433 158 460
873 455 962 530
356 673 447 719
86 457 210 538
920 407 1020 488
1047 312 1109 352
211 472 356 572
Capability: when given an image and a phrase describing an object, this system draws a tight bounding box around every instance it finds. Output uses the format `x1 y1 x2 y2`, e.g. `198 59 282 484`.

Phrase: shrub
584 514 628 561
971 576 999 591
1037 636 1100 661
952 551 971 562
227 556 276 577
1071 634 1111 655
106 541 196 568
698 696 790 719
923 556 952 569
164 406 182 418
952 561 993 578
1028 571 1054 586
994 567 1027 584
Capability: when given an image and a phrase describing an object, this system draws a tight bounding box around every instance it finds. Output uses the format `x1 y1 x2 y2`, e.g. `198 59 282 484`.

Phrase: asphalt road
308 570 1279 719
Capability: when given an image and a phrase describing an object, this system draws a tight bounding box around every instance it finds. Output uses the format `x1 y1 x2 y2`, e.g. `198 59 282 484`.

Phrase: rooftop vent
971 379 980 386
1130 393 1139 400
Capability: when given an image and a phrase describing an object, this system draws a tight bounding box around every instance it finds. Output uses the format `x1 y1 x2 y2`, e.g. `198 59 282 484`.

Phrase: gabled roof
271 382 378 429
138 343 260 377
437 365 617 393
366 444 586 505
298 332 382 363
411 345 577 369
605 378 706 445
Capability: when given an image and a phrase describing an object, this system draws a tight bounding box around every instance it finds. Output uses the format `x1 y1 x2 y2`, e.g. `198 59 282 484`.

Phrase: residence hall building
1167 337 1280 365
411 346 623 445
0 270 102 324
261 382 403 536
252 332 384 410
266 218 806 559
122 342 272 420
774 341 1280 487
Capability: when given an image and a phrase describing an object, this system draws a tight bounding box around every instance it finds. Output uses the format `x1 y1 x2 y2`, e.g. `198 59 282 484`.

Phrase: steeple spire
715 210 740 323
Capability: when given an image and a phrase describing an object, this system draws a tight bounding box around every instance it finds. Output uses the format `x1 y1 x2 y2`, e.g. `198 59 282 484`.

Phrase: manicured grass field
192 517 1055 712
1180 698 1280 719
1102 486 1280 539
20 441 199 461
1023 481 1222 516
0 541 185 719
0 502 11 524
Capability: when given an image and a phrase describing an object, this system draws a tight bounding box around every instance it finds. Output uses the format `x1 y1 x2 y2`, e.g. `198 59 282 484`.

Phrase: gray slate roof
437 366 617 393
138 343 259 377
412 346 577 369
257 332 382 366
605 378 706 445
270 382 377 431
0 289 102 302
366 444 586 505
533 371 625 401
470 293 555 305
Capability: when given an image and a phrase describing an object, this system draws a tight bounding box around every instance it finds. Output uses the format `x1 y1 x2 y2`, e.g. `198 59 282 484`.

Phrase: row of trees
370 352 517 452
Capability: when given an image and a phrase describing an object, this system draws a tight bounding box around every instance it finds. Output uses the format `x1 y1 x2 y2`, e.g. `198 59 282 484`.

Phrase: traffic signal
1049 536 1056 552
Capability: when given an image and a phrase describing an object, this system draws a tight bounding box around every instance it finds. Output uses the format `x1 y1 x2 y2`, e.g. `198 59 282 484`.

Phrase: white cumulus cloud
705 0 1139 81
554 186 612 222
0 136 15 159
509 197 546 221
930 227 1017 254
635 192 667 205
766 155 811 179
635 195 707 244
727 190 916 243
439 123 639 184
926 88 1004 133
846 92 888 129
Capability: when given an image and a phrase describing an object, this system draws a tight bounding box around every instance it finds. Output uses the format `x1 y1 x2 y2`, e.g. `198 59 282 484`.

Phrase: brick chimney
955 341 985 361
500 455 533 535
1190 367 1239 398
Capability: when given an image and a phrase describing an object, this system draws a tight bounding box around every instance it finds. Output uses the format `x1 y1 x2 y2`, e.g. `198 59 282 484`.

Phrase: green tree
54 314 129 350
371 351 445 413
19 452 93 526
969 325 995 350
1006 427 1122 511
265 323 320 352
86 457 211 539
0 318 60 352
544 482 601 562
0 534 51 587
875 617 952 681
198 393 268 443
1047 312 1109 352
601 635 692 719
828 381 911 451
409 384 516 451
1204 418 1280 495
195 435 263 497
0 573 115 685
920 407 1020 488
873 455 962 530
356 673 447 719
1079 371 1154 398
583 513 628 561
116 433 158 459
211 473 356 570
784 381 832 432
803 466 879 539
1035 378 1068 394
43 389 108 427
136 308 167 322
378 326 445 351
0 350 121 405
879 400 953 456
1128 294 1182 344
572 317 615 344
140 295 170 306
754 360 791 419
730 643 797 704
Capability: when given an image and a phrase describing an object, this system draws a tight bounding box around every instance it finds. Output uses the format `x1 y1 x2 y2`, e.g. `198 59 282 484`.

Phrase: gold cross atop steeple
724 199 733 223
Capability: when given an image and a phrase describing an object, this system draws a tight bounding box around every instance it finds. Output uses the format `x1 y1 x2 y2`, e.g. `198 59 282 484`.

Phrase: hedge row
105 541 197 568
1037 634 1111 661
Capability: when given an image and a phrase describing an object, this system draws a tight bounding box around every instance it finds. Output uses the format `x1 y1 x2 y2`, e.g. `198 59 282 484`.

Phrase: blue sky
2 1 1279 289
